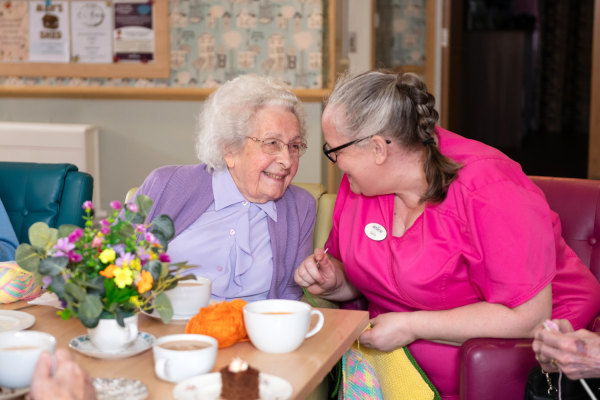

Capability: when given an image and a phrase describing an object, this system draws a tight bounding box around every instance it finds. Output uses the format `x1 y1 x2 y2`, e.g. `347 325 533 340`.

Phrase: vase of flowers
15 195 194 342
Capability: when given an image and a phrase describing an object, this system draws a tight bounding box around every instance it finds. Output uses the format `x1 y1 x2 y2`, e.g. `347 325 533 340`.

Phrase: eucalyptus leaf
84 276 105 296
65 281 86 302
151 215 174 241
15 244 41 273
39 256 68 276
143 260 162 283
50 275 66 298
28 222 58 250
125 212 145 225
57 224 78 238
115 308 125 327
154 292 173 324
135 194 153 218
78 295 103 328
152 231 168 250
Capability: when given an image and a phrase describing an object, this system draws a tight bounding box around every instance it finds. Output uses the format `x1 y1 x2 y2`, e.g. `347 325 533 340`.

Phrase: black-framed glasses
322 135 391 163
246 136 308 157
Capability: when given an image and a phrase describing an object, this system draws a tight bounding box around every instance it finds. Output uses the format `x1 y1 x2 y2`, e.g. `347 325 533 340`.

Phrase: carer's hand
359 312 416 351
532 319 600 379
29 349 96 400
294 248 340 296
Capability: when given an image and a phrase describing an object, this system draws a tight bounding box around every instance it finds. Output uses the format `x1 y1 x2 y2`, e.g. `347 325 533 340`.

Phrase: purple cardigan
134 164 316 300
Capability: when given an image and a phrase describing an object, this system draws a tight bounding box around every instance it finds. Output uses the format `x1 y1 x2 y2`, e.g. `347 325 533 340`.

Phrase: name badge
364 223 387 241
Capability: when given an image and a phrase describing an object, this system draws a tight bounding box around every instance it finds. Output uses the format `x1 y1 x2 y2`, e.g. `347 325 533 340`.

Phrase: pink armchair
459 176 600 400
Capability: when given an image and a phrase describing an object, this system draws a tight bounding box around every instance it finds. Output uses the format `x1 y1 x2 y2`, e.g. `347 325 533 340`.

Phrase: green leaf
151 215 175 241
65 281 86 302
15 244 41 273
57 224 78 238
78 295 103 328
143 260 162 284
84 276 105 296
154 292 173 324
39 256 68 276
28 222 57 250
152 232 168 251
135 195 153 218
116 307 126 327
50 275 66 298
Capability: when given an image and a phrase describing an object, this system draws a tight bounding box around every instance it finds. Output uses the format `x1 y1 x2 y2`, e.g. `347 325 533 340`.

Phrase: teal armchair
0 162 93 243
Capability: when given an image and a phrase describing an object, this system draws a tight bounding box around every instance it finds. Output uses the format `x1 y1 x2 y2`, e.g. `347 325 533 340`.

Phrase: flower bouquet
15 195 195 328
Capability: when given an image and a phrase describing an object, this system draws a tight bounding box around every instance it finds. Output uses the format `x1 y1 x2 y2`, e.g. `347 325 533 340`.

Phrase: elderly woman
294 71 600 399
135 75 315 302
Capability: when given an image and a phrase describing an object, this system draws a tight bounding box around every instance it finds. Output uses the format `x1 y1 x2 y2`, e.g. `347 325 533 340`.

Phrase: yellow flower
149 252 158 260
137 270 153 294
129 295 141 307
99 248 116 264
113 267 133 288
99 264 118 278
130 258 142 272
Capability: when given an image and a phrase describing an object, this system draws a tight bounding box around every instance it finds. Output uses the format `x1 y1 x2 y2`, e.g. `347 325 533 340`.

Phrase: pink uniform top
325 127 600 399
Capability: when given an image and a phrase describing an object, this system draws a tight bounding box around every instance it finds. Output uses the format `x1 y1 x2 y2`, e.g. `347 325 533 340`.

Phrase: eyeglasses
322 135 391 163
246 136 308 157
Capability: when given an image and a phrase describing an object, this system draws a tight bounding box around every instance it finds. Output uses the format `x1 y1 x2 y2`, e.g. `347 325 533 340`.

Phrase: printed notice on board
29 1 70 62
0 1 29 61
71 1 113 63
113 2 154 62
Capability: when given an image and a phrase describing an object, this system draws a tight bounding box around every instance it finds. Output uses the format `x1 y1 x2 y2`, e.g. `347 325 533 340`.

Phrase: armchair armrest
459 338 538 400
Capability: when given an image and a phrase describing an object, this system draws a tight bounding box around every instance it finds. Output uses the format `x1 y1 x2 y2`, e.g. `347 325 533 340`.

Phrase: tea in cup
153 334 217 383
167 276 211 319
243 299 324 354
0 331 56 388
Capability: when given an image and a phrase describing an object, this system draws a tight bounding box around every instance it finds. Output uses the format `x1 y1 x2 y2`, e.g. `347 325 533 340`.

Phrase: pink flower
135 224 146 234
145 232 159 245
100 219 110 227
101 227 110 235
159 253 170 263
68 228 84 243
110 200 122 210
82 201 93 212
53 237 75 256
92 236 104 248
68 252 82 263
128 203 139 213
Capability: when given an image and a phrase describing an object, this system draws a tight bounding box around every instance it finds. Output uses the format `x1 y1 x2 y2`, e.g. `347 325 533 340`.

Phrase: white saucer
0 310 35 332
93 378 148 400
69 332 155 359
141 310 192 324
173 372 293 400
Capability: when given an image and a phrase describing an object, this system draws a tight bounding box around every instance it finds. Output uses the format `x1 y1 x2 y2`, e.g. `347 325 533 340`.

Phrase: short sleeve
466 180 556 307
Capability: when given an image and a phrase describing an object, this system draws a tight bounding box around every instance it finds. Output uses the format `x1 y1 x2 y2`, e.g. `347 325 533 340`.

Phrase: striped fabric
0 261 41 304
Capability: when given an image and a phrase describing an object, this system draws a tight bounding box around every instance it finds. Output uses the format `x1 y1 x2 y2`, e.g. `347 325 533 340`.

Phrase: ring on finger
551 359 558 367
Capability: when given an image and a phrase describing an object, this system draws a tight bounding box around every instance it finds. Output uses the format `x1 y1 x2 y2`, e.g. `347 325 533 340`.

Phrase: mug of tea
167 276 211 319
153 334 217 383
243 299 324 354
0 331 56 388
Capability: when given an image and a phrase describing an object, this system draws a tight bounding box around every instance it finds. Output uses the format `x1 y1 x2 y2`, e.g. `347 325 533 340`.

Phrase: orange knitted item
185 299 249 348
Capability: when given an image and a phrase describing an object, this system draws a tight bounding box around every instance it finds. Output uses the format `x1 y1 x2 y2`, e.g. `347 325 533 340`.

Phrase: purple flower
128 203 139 213
42 276 52 289
68 228 84 243
110 200 122 210
116 252 135 267
53 237 75 256
82 201 93 212
68 252 82 263
159 253 171 263
137 247 151 263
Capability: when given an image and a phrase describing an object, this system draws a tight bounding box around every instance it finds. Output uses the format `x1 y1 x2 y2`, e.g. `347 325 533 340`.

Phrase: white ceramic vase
87 314 138 353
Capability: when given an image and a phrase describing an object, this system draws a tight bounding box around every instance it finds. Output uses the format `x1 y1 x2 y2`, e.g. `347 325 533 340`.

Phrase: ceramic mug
153 334 218 383
87 314 138 353
243 299 324 354
0 330 56 388
166 276 211 319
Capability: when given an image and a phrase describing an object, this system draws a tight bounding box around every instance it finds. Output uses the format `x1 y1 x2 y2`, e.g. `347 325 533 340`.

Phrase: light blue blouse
166 169 276 302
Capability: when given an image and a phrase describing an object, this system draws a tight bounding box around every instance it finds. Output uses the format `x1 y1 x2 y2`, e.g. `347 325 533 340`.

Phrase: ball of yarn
185 299 248 348
0 261 41 304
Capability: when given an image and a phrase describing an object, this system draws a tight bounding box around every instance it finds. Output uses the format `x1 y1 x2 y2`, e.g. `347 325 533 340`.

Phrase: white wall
0 98 325 212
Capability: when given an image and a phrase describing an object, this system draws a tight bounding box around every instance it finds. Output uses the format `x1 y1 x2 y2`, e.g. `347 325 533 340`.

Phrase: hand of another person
294 248 341 297
532 319 600 379
29 349 96 400
359 312 417 351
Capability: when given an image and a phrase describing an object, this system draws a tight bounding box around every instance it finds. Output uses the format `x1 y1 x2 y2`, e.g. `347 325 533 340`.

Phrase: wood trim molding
588 0 600 178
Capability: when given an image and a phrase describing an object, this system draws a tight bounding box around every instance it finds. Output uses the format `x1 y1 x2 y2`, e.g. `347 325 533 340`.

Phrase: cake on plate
220 357 260 400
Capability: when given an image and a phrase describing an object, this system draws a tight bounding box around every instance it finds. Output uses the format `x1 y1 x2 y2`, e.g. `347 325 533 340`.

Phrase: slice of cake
220 357 260 400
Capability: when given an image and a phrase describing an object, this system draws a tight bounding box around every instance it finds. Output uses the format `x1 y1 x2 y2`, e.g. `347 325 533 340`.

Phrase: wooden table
1 302 369 400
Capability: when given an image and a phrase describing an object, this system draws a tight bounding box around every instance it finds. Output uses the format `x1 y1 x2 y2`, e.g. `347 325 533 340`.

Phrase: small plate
141 310 191 325
173 372 293 400
69 332 155 359
93 378 148 400
0 386 29 400
0 311 35 333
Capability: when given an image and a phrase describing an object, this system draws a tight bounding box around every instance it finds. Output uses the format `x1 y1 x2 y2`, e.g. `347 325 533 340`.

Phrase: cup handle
155 358 170 380
305 309 324 339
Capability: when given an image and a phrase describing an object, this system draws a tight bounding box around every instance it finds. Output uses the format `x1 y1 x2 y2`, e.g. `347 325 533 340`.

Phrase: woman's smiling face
225 105 302 203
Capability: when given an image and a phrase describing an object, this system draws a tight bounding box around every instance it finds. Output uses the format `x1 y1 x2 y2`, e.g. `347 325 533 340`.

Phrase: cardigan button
589 237 598 246
22 209 29 216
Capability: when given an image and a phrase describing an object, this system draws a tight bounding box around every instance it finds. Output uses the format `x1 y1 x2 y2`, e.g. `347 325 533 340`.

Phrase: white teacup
243 299 324 354
153 334 218 383
167 276 211 318
0 331 56 388
87 314 138 353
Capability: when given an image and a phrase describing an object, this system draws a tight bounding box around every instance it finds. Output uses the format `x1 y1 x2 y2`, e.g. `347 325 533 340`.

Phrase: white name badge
364 223 387 241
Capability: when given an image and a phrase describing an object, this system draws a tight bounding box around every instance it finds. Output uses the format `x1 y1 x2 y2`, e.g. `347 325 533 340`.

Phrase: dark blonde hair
326 70 461 203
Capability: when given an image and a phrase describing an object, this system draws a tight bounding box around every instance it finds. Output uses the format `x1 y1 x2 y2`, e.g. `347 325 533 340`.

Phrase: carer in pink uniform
294 70 600 399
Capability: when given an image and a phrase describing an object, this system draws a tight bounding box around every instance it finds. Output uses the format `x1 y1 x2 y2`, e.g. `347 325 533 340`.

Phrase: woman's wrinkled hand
359 312 417 351
294 248 341 297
